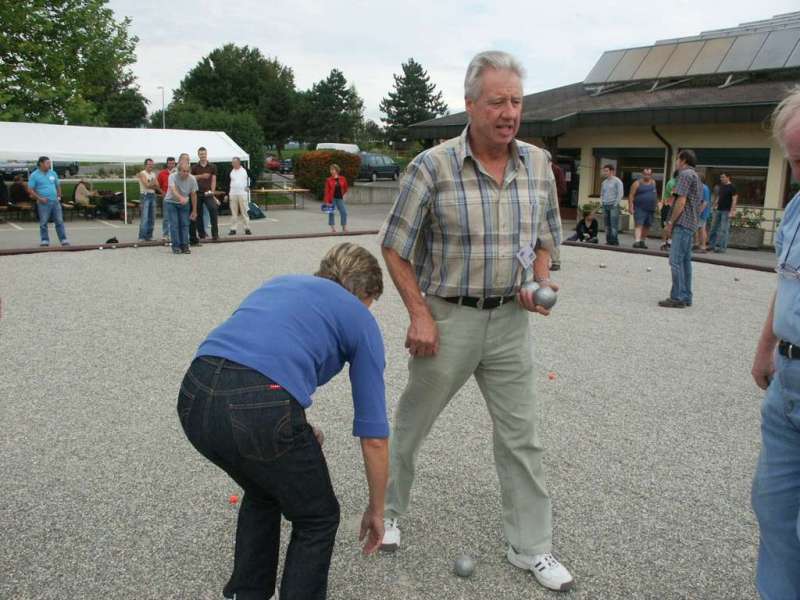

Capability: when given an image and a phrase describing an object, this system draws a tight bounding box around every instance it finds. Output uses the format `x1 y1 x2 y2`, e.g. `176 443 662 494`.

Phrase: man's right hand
751 346 776 390
37 197 48 205
405 312 439 357
359 507 385 555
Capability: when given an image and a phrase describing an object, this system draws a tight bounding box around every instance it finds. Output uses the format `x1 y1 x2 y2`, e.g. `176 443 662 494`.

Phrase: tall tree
0 0 145 125
299 69 364 145
380 58 448 142
174 44 296 151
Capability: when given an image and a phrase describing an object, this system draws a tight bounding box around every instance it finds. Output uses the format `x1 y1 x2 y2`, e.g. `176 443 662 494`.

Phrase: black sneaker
658 298 686 308
245 229 252 235
181 246 191 254
190 239 201 246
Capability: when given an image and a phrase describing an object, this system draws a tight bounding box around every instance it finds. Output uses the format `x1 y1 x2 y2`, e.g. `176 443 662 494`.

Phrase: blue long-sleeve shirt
196 274 388 438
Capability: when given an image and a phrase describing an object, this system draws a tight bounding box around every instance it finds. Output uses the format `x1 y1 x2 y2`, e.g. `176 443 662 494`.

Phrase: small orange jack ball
547 372 557 380
229 494 239 505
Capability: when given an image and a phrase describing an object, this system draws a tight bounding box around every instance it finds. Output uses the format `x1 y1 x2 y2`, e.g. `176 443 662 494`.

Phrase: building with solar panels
410 12 800 242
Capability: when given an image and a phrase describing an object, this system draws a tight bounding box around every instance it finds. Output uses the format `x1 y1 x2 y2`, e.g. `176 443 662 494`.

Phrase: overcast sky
109 0 799 124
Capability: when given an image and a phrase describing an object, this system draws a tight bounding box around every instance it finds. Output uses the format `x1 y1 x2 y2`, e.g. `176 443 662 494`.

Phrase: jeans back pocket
227 390 294 463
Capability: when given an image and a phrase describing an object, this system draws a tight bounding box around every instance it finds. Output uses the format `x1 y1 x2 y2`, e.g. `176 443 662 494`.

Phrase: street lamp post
157 86 165 129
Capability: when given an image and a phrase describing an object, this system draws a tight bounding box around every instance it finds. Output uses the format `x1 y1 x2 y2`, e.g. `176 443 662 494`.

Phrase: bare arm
358 437 389 555
731 194 739 216
752 293 777 390
381 246 438 356
169 182 185 204
190 191 197 219
628 180 639 211
210 173 217 193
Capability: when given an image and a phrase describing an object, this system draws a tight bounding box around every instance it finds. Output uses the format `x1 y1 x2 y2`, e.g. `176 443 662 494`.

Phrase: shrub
732 207 765 229
295 150 360 200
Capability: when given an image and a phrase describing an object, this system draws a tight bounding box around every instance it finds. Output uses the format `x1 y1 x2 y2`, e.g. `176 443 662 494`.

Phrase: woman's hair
315 243 383 300
330 163 340 174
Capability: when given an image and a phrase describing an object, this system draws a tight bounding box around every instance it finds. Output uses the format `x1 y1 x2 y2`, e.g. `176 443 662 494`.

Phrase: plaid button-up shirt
379 127 562 298
673 166 702 231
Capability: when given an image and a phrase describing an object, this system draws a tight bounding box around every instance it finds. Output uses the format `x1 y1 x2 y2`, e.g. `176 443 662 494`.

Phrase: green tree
0 0 144 125
104 89 149 127
300 69 364 145
174 44 296 151
152 101 266 181
380 58 448 142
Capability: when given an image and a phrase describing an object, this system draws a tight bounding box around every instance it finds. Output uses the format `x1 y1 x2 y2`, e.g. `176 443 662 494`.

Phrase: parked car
358 153 400 182
0 160 78 180
279 158 293 174
316 142 360 154
265 156 281 171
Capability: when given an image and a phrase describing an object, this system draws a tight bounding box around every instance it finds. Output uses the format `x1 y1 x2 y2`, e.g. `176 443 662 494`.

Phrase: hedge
295 151 360 200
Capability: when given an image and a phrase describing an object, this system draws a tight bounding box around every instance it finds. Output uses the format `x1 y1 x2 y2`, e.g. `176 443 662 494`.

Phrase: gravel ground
0 239 771 599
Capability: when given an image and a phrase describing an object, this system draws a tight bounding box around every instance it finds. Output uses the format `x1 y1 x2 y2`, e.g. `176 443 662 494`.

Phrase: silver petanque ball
454 555 476 577
534 285 557 309
520 281 540 293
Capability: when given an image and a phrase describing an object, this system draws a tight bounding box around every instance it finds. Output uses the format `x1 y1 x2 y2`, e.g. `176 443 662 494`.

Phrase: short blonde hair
315 243 383 300
772 85 800 153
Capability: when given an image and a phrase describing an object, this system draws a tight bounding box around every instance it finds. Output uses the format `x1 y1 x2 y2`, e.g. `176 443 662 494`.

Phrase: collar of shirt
455 125 527 175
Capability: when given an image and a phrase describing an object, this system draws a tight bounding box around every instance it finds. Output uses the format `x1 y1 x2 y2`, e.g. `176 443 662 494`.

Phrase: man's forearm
533 247 552 282
757 294 778 353
191 193 197 211
360 438 388 511
382 246 430 319
670 196 687 222
211 175 217 193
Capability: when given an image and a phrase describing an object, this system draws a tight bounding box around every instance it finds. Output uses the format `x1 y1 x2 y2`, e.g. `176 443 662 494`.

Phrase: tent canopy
0 121 249 163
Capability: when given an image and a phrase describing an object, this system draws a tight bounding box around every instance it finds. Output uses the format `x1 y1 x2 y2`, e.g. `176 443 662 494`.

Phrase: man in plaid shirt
659 149 703 308
377 50 574 592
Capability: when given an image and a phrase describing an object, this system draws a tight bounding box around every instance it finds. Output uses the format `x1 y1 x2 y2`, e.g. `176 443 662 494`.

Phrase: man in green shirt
659 171 677 251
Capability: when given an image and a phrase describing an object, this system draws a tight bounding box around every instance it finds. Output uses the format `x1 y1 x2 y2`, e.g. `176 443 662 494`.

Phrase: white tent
0 121 250 222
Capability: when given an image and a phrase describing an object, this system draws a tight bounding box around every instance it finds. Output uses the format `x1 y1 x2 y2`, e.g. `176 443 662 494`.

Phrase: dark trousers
178 357 340 600
190 192 219 241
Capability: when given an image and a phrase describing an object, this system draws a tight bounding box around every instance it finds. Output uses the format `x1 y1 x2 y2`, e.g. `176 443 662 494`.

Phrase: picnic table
250 187 309 210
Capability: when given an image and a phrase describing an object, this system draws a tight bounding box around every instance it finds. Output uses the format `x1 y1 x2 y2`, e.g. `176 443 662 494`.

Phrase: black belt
779 340 800 360
443 295 516 310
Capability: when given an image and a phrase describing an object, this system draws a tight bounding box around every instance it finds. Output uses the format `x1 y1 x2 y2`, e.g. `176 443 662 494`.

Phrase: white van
316 143 360 154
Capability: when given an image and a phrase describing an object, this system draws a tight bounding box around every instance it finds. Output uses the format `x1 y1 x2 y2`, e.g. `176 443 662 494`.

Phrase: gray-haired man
378 50 573 592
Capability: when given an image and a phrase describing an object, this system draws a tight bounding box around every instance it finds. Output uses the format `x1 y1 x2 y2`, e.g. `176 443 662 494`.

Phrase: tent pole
123 162 128 224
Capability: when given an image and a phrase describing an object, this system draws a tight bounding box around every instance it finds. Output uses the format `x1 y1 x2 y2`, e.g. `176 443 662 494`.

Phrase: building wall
525 122 787 244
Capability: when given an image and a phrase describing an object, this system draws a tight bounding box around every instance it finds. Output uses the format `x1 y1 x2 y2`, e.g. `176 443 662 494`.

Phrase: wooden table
251 188 310 210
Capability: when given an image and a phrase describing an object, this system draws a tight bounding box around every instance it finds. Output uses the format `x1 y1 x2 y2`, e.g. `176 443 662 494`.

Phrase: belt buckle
476 297 485 310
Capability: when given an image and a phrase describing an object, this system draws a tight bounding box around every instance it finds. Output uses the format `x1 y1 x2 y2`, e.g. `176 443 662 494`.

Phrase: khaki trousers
229 193 250 232
385 296 552 554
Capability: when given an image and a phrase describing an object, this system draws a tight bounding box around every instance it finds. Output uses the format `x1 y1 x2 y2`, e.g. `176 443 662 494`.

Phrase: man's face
720 174 730 185
785 114 800 181
178 165 190 178
145 160 153 172
602 167 612 179
198 149 207 162
167 159 176 170
40 160 51 172
642 169 652 180
232 159 240 169
465 68 523 150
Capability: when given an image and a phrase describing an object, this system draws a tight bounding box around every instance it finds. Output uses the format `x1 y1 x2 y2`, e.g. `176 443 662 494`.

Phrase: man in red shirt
157 156 176 242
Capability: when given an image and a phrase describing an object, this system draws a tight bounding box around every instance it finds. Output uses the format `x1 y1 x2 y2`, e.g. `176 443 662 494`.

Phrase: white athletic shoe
380 518 400 552
507 547 574 592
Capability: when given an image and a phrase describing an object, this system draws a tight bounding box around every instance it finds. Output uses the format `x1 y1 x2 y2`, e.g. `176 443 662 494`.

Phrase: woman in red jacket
324 164 349 233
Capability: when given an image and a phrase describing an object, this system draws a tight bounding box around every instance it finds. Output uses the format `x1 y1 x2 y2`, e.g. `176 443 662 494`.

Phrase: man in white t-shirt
137 158 160 241
227 156 251 236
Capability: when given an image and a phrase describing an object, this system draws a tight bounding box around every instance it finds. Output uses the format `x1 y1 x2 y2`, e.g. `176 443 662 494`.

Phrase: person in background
324 164 349 233
164 161 198 254
178 243 388 600
708 173 739 254
600 164 623 245
567 208 598 243
750 84 800 600
73 179 99 217
227 156 252 236
9 175 31 208
137 158 160 242
660 170 678 251
694 173 711 253
659 150 702 309
27 156 70 247
628 167 658 249
157 156 177 242
190 146 219 244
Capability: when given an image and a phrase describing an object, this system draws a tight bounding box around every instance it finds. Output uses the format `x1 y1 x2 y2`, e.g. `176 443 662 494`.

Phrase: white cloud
109 0 799 123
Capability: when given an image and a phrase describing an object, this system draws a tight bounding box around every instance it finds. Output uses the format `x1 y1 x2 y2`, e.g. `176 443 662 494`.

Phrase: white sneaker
380 518 400 552
507 547 574 591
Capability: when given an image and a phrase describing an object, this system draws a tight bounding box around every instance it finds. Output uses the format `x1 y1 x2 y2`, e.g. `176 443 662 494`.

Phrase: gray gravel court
1 238 771 599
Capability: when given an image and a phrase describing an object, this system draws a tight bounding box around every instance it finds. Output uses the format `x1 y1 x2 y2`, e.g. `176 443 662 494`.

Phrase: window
694 148 770 207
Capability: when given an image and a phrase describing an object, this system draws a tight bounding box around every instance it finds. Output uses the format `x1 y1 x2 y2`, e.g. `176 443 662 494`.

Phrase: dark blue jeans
178 357 340 600
669 225 694 304
603 204 619 245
